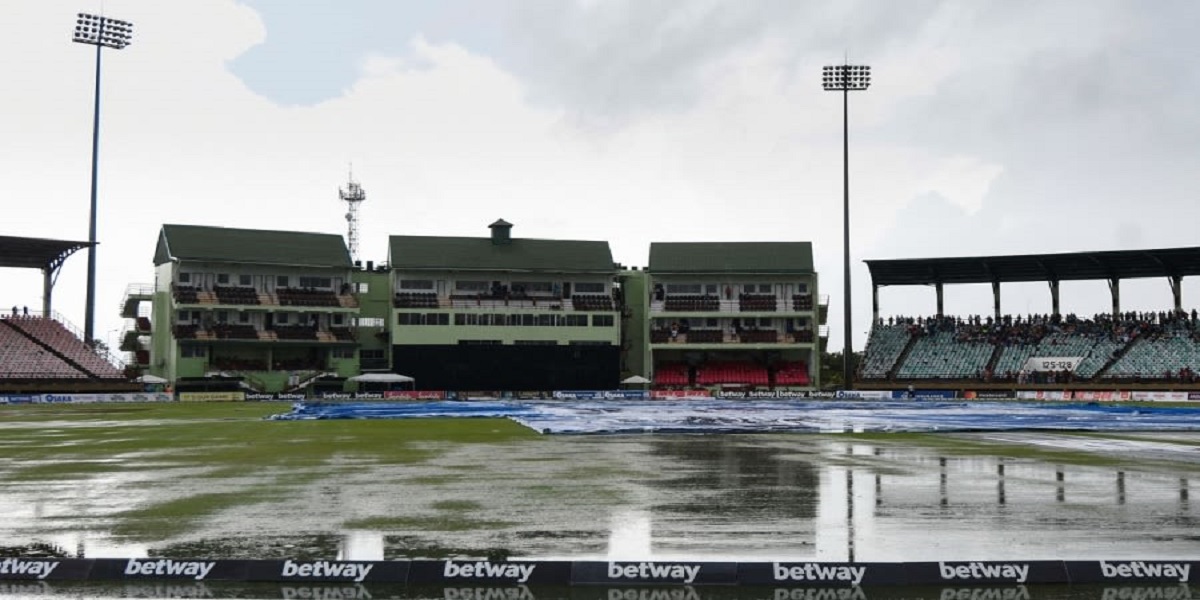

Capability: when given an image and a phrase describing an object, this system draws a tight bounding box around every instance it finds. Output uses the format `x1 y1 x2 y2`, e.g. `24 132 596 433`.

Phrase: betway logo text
773 563 865 585
444 562 535 583
0 558 59 580
282 560 374 583
607 563 700 583
124 559 215 580
939 563 1029 583
1101 562 1192 582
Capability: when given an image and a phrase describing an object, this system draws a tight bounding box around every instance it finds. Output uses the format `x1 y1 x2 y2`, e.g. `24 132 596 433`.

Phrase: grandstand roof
154 224 352 268
648 242 814 274
0 235 90 271
389 236 614 273
865 247 1200 286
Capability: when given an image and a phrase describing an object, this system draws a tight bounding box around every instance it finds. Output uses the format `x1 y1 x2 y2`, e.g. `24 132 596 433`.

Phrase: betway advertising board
0 558 1197 585
0 393 172 405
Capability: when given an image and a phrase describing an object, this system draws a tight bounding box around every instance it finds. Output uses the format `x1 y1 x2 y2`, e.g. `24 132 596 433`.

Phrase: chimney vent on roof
489 219 513 245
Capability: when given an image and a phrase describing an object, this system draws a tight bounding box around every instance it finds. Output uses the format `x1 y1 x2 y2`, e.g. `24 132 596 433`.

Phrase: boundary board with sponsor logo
0 558 1197 586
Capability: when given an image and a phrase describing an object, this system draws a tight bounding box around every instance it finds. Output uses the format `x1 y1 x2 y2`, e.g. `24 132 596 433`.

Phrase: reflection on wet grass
845 432 1147 468
433 499 483 511
344 515 516 532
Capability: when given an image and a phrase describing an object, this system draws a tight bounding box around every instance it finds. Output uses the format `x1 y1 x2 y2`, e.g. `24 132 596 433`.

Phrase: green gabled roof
649 241 813 274
389 236 614 273
155 224 351 268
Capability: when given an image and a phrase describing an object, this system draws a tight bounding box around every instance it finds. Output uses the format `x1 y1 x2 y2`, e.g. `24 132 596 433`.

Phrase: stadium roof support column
1108 278 1121 317
935 282 944 317
1049 280 1060 317
1170 275 1183 312
872 284 880 326
991 281 1001 320
42 268 52 316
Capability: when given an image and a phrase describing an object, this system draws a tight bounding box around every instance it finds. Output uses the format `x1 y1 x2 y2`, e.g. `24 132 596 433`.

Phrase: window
331 347 355 359
575 282 604 293
277 276 289 287
238 312 251 324
277 313 290 324
361 349 385 360
355 317 384 328
706 318 718 327
796 283 809 294
512 281 552 293
357 282 370 293
521 314 535 326
759 284 772 293
399 279 434 290
459 340 502 346
181 345 206 358
666 284 701 294
217 274 230 285
759 318 772 327
177 310 189 322
455 280 489 292
332 314 344 325
592 315 614 327
537 314 553 327
742 284 756 292
706 284 718 295
179 272 192 283
217 311 229 323
565 315 588 327
299 276 332 289
239 274 252 286
515 340 557 346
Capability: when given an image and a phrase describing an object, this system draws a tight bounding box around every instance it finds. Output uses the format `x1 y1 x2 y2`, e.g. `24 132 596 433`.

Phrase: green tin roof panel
649 242 813 274
155 224 351 268
389 236 614 273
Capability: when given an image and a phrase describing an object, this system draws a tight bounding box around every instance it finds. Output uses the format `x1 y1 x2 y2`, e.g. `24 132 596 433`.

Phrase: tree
820 350 862 389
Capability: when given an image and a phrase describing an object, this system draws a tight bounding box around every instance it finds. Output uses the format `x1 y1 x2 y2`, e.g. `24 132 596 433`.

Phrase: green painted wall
619 269 651 381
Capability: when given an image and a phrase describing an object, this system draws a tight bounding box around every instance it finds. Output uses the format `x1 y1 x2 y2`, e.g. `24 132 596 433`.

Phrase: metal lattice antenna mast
339 166 366 263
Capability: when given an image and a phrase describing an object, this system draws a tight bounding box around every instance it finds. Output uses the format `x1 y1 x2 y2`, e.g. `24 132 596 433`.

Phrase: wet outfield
1 402 1199 598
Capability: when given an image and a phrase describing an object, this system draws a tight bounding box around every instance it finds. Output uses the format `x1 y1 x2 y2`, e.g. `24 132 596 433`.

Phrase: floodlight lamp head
72 13 134 49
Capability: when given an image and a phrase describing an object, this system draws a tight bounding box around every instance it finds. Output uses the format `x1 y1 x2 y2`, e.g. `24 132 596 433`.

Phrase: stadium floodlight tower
822 63 870 390
339 171 366 264
73 12 133 346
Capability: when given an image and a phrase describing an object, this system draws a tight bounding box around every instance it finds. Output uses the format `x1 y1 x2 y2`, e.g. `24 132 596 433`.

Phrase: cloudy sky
2 0 1199 354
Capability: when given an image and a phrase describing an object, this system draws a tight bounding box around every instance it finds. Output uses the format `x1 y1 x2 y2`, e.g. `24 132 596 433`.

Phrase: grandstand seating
685 329 724 343
572 294 614 311
653 362 690 386
0 319 86 379
664 294 719 311
395 292 439 308
738 294 777 312
792 295 813 310
894 329 993 380
277 287 340 307
773 361 810 385
696 361 768 386
273 326 318 341
173 285 199 304
738 329 778 343
211 323 259 340
1 316 123 379
864 312 1200 383
213 286 261 305
859 324 912 379
1104 329 1200 381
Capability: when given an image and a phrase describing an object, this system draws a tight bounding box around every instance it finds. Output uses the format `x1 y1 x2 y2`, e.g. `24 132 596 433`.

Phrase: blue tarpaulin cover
269 400 1200 435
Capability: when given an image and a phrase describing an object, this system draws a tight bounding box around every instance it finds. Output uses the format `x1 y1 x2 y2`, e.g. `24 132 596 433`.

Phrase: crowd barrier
0 558 1194 586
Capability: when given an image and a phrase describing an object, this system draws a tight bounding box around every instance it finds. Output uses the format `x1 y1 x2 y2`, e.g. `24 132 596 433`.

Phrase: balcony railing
650 330 818 345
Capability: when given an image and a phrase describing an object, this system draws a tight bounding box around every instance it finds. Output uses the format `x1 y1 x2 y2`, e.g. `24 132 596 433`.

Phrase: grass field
2 401 1199 562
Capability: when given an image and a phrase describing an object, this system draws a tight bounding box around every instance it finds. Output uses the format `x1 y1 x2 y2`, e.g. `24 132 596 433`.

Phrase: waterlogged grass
112 491 279 540
842 431 1198 470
